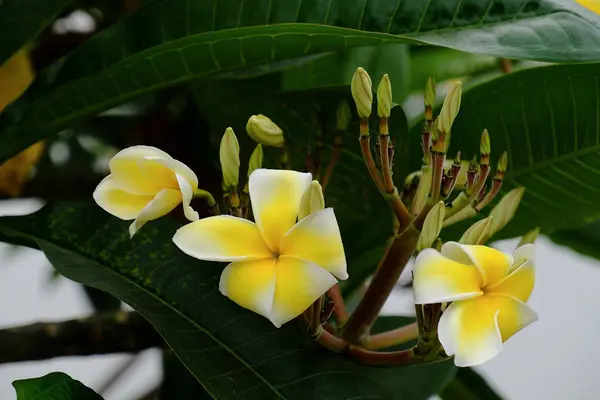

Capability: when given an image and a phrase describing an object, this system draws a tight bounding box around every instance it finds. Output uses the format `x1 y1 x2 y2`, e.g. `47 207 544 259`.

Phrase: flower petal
109 146 178 194
442 242 513 287
219 259 275 319
173 216 272 262
176 173 199 222
438 296 503 367
269 256 337 328
129 188 181 237
490 294 538 342
413 248 483 304
93 175 154 220
249 169 312 251
486 258 535 302
279 208 347 279
511 243 534 272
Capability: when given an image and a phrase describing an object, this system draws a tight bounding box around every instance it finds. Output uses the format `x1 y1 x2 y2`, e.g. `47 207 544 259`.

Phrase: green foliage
439 368 503 400
13 372 103 400
0 0 71 64
408 63 600 239
0 203 455 399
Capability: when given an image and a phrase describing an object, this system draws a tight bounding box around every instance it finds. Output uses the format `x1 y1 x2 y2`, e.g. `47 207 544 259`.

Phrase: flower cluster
94 69 538 368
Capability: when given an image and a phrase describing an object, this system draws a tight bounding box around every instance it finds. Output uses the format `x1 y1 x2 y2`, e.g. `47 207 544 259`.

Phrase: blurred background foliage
2 0 600 398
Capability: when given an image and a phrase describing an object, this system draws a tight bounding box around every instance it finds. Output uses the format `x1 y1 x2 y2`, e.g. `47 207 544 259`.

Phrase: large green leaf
0 203 455 399
439 368 503 400
13 372 103 400
550 219 600 261
3 0 600 163
0 0 72 65
407 62 600 239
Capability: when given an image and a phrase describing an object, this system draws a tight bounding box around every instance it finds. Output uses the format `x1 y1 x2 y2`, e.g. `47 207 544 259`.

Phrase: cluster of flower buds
219 114 284 216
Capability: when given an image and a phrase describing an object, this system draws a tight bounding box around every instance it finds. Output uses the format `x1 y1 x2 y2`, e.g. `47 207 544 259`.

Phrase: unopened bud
437 81 462 134
489 187 525 235
219 127 240 190
299 180 325 220
247 144 263 177
336 99 352 131
459 216 494 245
246 114 285 147
377 74 392 118
351 67 373 119
518 227 540 247
480 129 491 155
496 151 508 178
417 201 445 251
424 76 436 109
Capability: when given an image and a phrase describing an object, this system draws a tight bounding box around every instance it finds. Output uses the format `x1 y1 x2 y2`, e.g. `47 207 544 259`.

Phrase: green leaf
0 0 72 65
439 368 503 400
280 43 412 101
4 0 600 163
408 62 600 239
0 202 455 400
13 372 103 400
550 220 600 261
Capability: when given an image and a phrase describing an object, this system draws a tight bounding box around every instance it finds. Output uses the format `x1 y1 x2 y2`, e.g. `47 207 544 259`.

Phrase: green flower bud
246 114 285 147
424 76 436 109
497 151 508 174
351 67 373 119
417 201 445 251
219 127 240 190
437 81 462 134
518 227 540 247
459 216 494 245
299 180 325 220
377 74 392 118
247 144 263 177
490 187 526 235
480 129 491 155
336 99 352 131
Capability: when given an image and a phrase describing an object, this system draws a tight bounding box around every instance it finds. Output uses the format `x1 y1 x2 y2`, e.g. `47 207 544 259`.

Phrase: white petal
176 173 199 222
442 242 513 287
279 208 347 280
438 297 503 367
219 259 276 319
269 256 337 328
93 175 153 220
412 248 483 304
129 188 181 237
173 216 272 262
249 169 312 251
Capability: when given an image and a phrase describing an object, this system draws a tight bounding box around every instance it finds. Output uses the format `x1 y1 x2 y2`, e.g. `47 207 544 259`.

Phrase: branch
0 311 162 364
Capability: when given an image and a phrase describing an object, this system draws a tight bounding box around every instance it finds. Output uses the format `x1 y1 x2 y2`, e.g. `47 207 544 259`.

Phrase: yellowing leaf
0 142 45 197
0 49 35 111
578 0 600 13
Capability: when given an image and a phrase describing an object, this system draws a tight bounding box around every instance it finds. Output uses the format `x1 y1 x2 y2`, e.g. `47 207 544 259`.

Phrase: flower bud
417 201 445 251
437 81 462 134
247 144 263 177
480 129 491 156
299 180 325 220
424 76 436 110
351 67 373 119
246 114 285 147
336 99 352 131
220 127 240 190
377 74 392 118
496 151 508 179
518 227 540 247
459 216 494 245
490 187 525 235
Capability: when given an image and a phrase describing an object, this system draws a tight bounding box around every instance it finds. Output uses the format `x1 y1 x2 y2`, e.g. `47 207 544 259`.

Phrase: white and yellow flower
413 242 537 367
173 169 348 327
94 145 199 237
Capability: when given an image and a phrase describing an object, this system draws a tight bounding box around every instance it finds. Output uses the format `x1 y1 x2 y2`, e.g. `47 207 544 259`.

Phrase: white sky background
0 200 600 399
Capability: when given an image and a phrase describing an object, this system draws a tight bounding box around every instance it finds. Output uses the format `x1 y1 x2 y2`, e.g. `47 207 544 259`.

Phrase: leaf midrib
2 226 287 399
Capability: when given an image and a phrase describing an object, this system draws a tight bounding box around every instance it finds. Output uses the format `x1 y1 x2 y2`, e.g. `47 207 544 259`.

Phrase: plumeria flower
94 145 199 237
413 242 538 367
173 169 348 327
